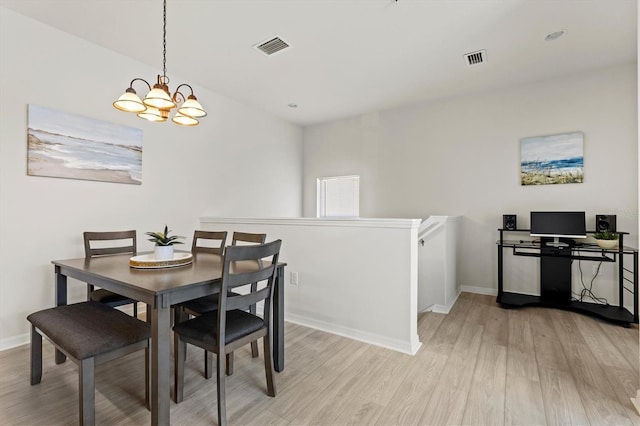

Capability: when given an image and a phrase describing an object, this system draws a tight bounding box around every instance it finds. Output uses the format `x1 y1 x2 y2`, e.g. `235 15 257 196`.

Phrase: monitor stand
545 237 570 248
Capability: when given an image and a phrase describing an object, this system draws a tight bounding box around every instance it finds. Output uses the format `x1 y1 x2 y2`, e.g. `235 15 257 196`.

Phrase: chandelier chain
162 0 167 79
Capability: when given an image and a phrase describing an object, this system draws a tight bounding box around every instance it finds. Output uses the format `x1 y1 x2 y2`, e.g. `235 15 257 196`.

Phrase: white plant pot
154 245 174 260
595 239 618 250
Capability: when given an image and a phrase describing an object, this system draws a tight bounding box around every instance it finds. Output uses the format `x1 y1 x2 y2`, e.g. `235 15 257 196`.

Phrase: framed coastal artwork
520 132 584 186
27 105 143 185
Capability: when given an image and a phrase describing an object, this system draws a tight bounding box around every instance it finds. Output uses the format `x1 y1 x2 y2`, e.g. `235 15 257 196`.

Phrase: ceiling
1 0 636 126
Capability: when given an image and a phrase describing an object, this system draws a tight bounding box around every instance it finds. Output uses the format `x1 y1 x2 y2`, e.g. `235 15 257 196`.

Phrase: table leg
150 301 171 425
54 266 67 364
273 265 285 372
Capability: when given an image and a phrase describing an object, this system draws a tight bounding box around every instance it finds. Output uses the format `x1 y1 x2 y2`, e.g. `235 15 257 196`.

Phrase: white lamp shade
172 112 199 126
113 91 146 113
143 87 176 110
138 106 169 122
178 98 207 118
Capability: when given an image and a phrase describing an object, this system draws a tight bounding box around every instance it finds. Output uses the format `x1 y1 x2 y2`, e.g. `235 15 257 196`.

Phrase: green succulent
145 225 184 246
593 230 619 241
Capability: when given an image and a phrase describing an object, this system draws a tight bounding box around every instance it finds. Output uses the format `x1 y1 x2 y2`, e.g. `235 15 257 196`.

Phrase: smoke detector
464 50 486 66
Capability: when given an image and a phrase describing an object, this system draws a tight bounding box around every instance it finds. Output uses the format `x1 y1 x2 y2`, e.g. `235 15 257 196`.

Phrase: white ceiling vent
464 50 486 66
255 36 290 56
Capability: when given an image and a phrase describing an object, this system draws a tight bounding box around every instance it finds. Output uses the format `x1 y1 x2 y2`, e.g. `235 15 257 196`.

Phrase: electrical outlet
290 272 298 285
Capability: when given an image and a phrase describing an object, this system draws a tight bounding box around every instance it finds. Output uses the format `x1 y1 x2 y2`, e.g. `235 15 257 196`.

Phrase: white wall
303 64 638 298
200 217 422 354
0 8 303 349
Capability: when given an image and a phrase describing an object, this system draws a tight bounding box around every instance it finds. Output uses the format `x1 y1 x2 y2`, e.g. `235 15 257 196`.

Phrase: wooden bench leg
30 325 42 385
79 358 95 426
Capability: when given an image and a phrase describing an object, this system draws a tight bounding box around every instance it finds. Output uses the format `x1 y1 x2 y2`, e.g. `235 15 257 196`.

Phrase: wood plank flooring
1 292 638 425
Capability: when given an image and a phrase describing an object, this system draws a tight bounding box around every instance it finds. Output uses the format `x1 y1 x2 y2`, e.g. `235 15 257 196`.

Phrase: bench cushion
27 302 150 360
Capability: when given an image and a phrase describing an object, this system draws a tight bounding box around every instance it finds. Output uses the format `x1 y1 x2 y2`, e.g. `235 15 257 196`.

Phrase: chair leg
86 284 95 301
79 357 95 426
30 325 42 385
226 352 234 376
217 353 227 426
133 302 138 318
263 335 276 397
204 349 213 379
173 335 186 403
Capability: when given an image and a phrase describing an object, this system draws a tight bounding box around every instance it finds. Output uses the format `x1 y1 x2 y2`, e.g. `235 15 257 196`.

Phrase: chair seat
173 309 264 346
27 302 150 360
89 288 136 306
179 292 241 314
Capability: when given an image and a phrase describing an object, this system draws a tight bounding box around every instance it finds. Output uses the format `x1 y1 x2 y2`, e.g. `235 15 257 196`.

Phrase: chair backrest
231 232 266 246
192 230 227 255
83 230 137 258
218 240 282 330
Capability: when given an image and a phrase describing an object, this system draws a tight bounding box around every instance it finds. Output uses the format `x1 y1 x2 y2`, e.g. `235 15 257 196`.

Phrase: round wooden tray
129 252 193 269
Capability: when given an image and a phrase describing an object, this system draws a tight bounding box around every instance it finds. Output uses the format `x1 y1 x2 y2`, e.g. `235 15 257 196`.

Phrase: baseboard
632 390 640 415
422 289 462 314
285 313 421 355
459 285 498 296
0 333 29 351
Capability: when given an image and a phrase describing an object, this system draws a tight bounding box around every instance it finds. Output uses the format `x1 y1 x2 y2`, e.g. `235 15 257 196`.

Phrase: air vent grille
464 50 486 66
255 36 290 56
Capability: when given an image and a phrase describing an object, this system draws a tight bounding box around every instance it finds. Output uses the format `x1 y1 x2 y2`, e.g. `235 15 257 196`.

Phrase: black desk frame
497 229 638 327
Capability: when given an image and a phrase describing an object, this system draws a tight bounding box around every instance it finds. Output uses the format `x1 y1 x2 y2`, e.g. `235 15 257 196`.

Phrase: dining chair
172 239 282 425
28 301 151 425
230 232 267 359
191 230 227 255
178 231 267 377
83 230 139 317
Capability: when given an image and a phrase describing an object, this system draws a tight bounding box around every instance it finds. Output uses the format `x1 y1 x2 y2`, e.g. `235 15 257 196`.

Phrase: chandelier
113 0 206 126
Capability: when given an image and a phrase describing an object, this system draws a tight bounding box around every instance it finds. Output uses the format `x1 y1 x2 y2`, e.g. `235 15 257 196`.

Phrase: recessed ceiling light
545 30 566 41
288 103 298 108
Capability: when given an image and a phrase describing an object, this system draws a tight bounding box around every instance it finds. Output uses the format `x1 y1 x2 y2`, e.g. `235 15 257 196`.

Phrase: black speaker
596 215 616 232
503 214 517 231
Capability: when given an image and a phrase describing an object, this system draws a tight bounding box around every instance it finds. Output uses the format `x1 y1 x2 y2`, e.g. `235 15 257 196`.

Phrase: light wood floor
1 293 638 425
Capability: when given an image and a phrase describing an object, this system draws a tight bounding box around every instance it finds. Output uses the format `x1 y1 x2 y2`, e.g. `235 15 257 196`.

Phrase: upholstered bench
27 301 150 426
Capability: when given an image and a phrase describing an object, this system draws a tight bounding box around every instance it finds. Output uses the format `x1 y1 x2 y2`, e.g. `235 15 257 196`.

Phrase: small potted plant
146 225 184 260
593 230 619 249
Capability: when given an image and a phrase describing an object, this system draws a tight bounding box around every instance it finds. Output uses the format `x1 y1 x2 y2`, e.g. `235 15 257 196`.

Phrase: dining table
51 251 286 425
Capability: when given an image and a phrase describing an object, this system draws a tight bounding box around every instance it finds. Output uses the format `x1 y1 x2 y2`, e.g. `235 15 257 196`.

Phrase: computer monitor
530 211 586 247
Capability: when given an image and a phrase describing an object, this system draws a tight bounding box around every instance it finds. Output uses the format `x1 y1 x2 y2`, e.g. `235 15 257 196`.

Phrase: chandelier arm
129 78 152 91
172 90 186 104
173 83 195 103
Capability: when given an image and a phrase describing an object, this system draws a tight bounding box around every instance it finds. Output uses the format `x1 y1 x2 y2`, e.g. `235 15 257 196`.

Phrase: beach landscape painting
520 132 584 186
27 105 142 185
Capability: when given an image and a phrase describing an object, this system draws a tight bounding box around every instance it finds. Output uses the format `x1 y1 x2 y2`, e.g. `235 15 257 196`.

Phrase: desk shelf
499 291 635 326
497 228 638 327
